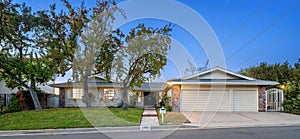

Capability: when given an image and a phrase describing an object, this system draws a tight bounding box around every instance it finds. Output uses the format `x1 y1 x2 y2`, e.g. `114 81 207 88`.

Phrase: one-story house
50 67 279 112
49 76 167 108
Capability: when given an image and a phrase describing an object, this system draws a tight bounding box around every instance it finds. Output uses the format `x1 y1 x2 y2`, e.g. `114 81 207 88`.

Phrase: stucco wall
62 87 123 107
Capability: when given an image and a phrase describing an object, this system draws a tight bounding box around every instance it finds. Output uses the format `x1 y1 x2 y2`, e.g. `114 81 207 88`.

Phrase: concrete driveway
181 112 300 128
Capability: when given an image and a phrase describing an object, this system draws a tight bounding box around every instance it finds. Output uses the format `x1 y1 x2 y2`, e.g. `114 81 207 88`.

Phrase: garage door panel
233 90 257 112
181 89 258 112
181 90 229 111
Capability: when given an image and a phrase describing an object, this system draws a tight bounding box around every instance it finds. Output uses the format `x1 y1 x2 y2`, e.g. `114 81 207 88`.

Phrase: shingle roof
133 82 167 91
49 81 167 91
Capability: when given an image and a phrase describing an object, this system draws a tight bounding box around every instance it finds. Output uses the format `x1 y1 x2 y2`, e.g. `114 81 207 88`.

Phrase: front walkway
140 108 159 129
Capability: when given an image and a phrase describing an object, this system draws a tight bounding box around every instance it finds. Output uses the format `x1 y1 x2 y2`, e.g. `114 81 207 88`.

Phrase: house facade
167 67 279 112
0 80 18 108
50 67 279 112
49 76 167 108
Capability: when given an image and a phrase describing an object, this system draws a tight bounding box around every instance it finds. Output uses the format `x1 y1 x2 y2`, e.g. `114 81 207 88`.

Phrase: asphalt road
1 126 300 139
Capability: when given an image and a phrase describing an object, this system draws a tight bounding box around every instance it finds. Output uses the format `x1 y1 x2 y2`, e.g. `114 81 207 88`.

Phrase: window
104 89 114 100
72 89 83 99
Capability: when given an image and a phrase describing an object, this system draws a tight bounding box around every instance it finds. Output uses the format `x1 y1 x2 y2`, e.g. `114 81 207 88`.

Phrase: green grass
0 108 143 130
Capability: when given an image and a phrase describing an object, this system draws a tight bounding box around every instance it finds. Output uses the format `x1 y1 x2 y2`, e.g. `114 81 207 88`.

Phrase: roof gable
182 67 255 80
88 76 106 82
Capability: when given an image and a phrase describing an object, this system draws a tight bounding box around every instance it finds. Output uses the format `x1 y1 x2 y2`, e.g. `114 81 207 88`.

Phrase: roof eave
169 81 279 86
182 67 255 80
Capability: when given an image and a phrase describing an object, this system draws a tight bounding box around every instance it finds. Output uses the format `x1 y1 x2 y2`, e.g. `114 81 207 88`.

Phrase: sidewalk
140 108 159 130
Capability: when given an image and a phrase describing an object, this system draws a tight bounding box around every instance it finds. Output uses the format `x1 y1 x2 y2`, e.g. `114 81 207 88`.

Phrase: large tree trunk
0 63 42 111
83 76 91 108
122 80 128 110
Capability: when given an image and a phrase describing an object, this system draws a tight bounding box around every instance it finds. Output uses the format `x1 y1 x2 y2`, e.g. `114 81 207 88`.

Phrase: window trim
103 89 115 100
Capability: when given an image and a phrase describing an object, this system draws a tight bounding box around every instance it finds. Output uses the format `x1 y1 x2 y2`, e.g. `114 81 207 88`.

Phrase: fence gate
0 94 12 108
266 88 283 111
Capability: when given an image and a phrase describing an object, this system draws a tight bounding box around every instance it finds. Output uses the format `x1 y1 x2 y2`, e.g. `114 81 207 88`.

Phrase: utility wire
234 28 300 69
225 1 300 62
222 0 272 47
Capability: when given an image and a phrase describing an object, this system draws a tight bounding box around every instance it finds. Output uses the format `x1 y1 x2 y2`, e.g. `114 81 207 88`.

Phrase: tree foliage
113 24 172 109
240 59 300 112
0 0 89 110
71 0 124 108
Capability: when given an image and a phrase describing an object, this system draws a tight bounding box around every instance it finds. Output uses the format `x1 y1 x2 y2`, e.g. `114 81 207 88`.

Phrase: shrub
106 101 123 108
0 95 22 114
16 90 45 110
283 93 300 113
0 106 10 114
166 105 172 111
161 93 169 107
9 95 22 112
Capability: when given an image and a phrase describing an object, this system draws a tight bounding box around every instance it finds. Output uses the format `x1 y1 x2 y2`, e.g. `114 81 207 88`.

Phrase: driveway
181 112 300 128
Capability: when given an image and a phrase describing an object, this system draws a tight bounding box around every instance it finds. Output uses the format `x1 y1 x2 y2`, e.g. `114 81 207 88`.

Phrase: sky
13 0 300 82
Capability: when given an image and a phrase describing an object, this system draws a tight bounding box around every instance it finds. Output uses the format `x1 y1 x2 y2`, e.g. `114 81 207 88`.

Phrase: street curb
0 125 198 136
1 123 300 136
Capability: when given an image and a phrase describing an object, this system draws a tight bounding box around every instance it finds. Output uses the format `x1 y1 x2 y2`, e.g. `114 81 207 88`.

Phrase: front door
144 92 157 106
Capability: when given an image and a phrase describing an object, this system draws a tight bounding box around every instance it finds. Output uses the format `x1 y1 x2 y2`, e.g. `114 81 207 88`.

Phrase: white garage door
181 90 230 111
181 89 258 112
232 90 257 112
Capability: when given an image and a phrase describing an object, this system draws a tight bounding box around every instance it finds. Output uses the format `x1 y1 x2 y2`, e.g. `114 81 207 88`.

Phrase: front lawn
156 109 190 125
0 108 143 130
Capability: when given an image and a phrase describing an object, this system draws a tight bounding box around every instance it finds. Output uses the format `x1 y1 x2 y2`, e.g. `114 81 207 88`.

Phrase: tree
72 0 124 108
239 61 293 84
0 0 87 110
0 0 55 111
240 59 300 112
113 24 172 110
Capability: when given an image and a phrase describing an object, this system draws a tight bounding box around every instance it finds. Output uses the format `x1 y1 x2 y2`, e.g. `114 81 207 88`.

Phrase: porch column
172 84 181 112
59 88 65 108
258 86 266 112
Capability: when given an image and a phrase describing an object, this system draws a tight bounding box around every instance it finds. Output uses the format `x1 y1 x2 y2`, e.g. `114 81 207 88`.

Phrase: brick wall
172 84 181 112
258 86 266 112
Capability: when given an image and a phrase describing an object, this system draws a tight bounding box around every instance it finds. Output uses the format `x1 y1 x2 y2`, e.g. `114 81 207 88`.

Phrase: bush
0 106 10 114
107 101 123 108
0 95 22 114
166 105 172 111
9 95 22 112
283 93 300 113
16 90 45 110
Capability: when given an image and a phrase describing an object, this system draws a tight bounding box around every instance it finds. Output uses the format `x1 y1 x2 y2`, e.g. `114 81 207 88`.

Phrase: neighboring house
49 76 167 108
0 80 18 108
50 67 279 112
0 80 57 108
167 67 279 112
